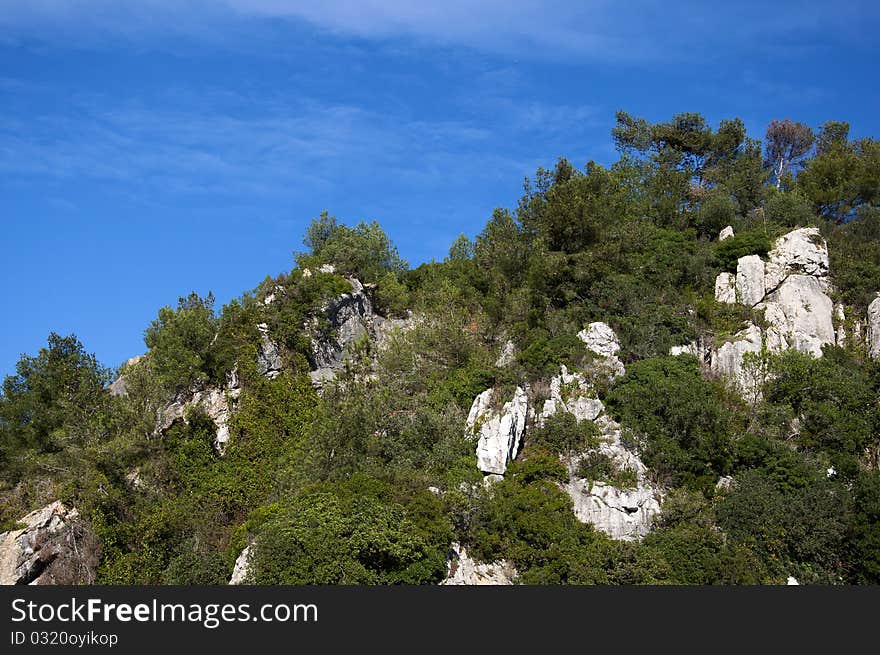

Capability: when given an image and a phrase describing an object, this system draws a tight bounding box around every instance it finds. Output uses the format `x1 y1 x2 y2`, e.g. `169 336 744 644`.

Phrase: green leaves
299 211 408 283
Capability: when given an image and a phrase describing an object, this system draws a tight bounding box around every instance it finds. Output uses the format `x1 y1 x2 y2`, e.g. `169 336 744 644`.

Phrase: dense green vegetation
1 110 879 585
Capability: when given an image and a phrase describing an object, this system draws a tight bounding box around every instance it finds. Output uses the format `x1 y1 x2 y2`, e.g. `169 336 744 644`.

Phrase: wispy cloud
0 82 548 206
2 0 875 63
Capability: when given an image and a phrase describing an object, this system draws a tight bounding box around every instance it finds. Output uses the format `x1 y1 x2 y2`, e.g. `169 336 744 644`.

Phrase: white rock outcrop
159 371 241 455
577 322 621 357
577 321 626 379
868 295 880 360
709 323 764 393
715 272 736 304
763 227 829 294
466 387 528 475
697 228 837 393
736 255 766 307
0 502 100 585
255 323 283 379
229 545 252 585
539 365 604 425
564 416 661 541
718 225 735 241
440 543 517 585
759 275 835 357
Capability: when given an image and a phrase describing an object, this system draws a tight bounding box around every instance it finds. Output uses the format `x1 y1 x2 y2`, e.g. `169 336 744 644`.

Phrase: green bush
714 230 771 272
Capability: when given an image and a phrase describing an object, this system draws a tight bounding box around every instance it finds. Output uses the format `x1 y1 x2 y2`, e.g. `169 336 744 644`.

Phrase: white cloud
3 0 874 62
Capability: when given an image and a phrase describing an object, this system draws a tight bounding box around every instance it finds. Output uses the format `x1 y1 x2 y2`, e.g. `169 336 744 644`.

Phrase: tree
764 119 814 189
144 292 217 394
298 212 408 282
798 121 880 223
0 333 111 474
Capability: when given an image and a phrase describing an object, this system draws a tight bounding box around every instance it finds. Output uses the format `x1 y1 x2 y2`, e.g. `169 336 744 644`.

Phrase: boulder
466 387 528 475
440 543 516 585
0 502 100 585
718 225 735 241
714 272 736 304
736 255 766 307
868 295 880 360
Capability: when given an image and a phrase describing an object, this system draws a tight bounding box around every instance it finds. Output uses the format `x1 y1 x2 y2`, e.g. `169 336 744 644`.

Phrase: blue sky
1 1 879 378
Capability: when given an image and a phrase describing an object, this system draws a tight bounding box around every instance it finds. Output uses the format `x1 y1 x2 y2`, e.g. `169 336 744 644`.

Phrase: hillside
2 112 880 585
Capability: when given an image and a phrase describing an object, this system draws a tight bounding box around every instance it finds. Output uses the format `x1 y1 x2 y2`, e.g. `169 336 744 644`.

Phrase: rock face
718 225 734 241
440 542 517 585
306 277 414 386
577 322 621 357
0 502 100 585
689 228 837 393
759 275 834 357
709 323 764 393
159 371 241 455
561 415 661 541
577 321 626 379
107 355 143 397
736 255 766 307
228 545 251 585
763 227 829 294
310 278 373 373
466 387 528 475
714 272 736 304
539 365 603 425
539 333 662 540
868 296 880 360
255 324 283 379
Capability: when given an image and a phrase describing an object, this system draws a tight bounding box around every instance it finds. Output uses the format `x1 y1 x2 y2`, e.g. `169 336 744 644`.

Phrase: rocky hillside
2 111 880 585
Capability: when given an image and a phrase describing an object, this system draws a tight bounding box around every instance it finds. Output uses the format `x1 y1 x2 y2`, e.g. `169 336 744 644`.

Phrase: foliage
299 212 408 282
606 356 735 490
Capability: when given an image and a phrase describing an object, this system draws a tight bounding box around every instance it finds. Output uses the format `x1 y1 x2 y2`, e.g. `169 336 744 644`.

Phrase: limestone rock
718 225 734 241
159 371 241 455
577 322 626 380
0 502 100 585
759 275 834 357
255 323 283 379
229 545 252 585
495 340 516 368
466 387 528 475
764 227 829 294
577 322 621 357
714 272 736 304
540 365 603 425
710 323 764 394
563 416 661 541
868 295 880 360
736 255 766 307
440 543 516 585
308 278 375 382
107 355 144 397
